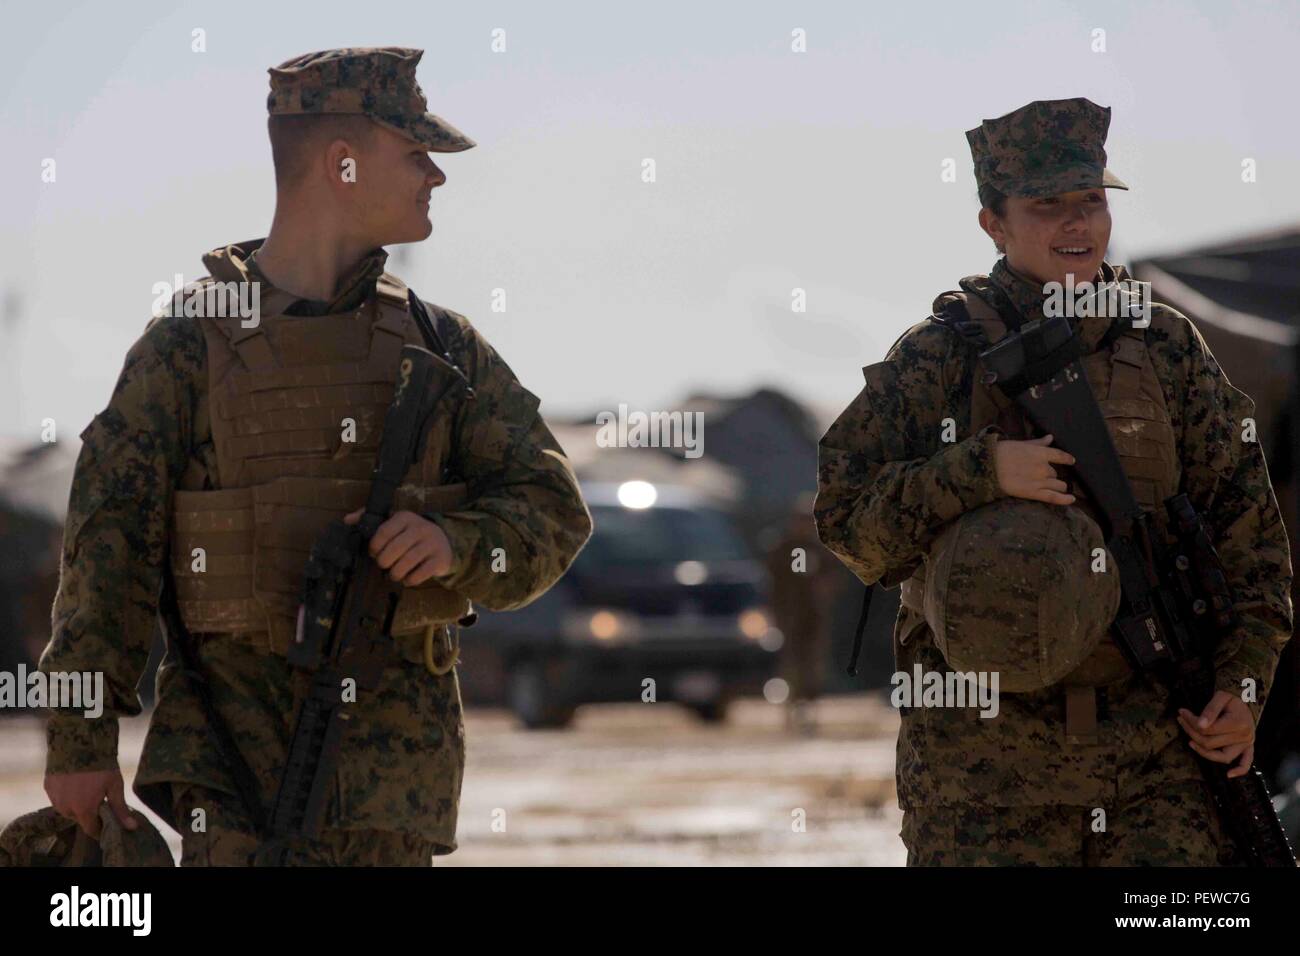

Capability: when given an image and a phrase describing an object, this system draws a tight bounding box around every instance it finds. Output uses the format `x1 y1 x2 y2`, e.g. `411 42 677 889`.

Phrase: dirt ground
0 693 906 866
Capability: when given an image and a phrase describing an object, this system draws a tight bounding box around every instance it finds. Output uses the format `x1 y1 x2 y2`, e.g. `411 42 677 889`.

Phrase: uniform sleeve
422 312 592 610
40 317 197 774
815 322 1005 587
1173 314 1294 722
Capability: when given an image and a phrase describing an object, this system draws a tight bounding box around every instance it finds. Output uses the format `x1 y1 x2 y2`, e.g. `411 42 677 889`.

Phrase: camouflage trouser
901 779 1241 866
172 784 437 867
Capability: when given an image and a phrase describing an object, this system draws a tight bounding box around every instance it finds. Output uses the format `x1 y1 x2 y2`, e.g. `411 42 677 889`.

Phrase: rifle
980 310 1296 867
253 343 469 865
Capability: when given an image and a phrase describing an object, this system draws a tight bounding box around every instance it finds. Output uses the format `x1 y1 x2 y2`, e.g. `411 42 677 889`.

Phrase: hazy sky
3 0 1298 441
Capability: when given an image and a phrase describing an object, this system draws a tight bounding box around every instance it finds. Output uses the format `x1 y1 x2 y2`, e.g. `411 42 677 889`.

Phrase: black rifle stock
981 312 1296 867
254 344 468 865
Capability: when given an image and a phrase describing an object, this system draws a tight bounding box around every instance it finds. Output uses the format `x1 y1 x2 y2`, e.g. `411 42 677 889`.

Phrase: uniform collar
988 256 1130 354
201 238 389 317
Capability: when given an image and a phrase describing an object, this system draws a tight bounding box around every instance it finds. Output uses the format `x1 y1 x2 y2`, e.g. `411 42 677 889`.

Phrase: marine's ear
978 206 1007 254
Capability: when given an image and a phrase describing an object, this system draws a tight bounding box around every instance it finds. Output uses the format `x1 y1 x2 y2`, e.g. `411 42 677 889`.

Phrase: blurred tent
1133 224 1300 457
673 388 822 549
1132 223 1300 778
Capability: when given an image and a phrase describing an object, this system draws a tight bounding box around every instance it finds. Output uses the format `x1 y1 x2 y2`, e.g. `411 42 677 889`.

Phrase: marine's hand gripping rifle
980 312 1296 867
253 344 469 865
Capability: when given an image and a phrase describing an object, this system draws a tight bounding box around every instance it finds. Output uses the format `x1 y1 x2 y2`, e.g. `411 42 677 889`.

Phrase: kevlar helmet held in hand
0 805 173 867
922 498 1122 692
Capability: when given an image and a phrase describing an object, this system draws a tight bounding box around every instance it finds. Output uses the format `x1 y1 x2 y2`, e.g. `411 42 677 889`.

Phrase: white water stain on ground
448 695 904 866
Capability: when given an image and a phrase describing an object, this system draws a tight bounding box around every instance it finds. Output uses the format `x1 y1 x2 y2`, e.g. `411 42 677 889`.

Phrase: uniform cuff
45 714 119 774
1214 619 1284 725
961 425 1007 510
1216 659 1268 724
423 511 480 584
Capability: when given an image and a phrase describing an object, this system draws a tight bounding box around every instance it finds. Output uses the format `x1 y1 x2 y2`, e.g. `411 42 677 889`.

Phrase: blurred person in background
766 493 841 735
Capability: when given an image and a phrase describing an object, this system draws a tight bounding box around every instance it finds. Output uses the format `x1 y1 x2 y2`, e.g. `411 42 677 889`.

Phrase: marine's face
982 188 1112 292
351 123 446 245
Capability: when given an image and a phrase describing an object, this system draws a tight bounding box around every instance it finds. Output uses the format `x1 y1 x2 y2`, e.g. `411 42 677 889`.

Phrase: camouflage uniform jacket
816 258 1293 808
40 239 593 850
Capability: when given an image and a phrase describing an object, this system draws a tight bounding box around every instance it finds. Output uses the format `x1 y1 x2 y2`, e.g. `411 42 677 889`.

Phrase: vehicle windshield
578 505 751 568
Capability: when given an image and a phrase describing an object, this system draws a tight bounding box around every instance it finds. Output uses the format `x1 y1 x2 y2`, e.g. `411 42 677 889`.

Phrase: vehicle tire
507 660 575 730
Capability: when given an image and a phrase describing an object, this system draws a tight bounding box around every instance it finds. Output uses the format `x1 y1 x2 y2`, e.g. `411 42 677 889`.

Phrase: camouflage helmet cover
923 497 1123 692
0 805 173 867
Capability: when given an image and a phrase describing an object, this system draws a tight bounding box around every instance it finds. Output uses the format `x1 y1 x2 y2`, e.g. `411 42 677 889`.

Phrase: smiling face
347 122 446 245
268 114 448 248
978 188 1112 289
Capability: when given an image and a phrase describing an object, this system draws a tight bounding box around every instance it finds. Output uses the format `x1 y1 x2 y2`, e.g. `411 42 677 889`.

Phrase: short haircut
267 113 377 188
977 183 1008 217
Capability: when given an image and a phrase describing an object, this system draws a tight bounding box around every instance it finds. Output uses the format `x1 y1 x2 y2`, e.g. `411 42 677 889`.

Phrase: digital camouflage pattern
39 239 593 858
0 805 173 867
268 47 475 153
901 779 1237 866
922 497 1120 692
0 807 95 866
966 97 1128 198
816 257 1293 861
173 784 436 866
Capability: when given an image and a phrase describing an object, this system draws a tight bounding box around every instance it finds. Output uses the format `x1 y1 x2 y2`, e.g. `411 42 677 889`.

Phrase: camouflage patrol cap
923 498 1121 693
966 97 1127 198
0 805 173 867
268 47 475 152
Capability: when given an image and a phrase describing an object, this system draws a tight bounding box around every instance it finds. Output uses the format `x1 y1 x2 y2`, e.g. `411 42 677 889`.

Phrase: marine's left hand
1177 691 1256 779
343 508 453 585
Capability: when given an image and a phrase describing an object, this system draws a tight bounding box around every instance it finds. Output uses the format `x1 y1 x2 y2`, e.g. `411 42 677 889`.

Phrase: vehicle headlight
562 609 641 643
738 608 770 640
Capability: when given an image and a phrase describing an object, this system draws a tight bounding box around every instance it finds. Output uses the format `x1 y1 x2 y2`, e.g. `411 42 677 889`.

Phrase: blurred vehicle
458 480 781 728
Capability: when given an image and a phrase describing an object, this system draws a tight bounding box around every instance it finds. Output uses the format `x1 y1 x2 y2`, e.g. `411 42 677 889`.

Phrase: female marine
816 98 1292 866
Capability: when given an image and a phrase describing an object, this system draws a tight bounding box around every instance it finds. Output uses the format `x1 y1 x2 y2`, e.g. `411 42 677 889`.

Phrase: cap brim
375 112 475 152
1101 167 1128 190
1007 164 1128 198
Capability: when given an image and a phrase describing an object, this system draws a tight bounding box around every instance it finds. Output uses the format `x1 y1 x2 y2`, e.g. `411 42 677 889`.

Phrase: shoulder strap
1098 312 1145 356
1104 324 1150 401
929 292 1002 350
376 273 475 395
373 272 410 307
961 276 1024 333
376 273 441 348
406 290 475 398
938 275 1146 363
406 291 450 362
402 287 478 487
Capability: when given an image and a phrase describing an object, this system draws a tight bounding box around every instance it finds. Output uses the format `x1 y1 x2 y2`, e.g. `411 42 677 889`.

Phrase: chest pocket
1080 330 1181 514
